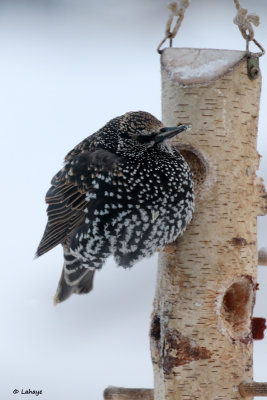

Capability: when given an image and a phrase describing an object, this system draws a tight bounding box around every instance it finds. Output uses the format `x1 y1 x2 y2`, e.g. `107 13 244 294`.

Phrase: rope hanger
157 0 265 58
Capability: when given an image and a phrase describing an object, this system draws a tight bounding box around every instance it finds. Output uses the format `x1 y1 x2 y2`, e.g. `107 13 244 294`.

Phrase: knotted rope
233 0 264 56
157 0 190 54
158 0 264 57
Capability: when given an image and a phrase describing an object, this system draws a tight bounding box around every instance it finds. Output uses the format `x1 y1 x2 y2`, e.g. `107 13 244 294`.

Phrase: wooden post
239 381 267 397
150 48 266 399
103 387 154 400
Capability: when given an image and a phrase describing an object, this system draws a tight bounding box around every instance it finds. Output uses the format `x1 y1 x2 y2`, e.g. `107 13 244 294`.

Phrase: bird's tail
54 253 95 305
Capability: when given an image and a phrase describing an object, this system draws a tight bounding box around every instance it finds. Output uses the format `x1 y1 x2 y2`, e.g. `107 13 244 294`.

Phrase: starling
36 111 194 304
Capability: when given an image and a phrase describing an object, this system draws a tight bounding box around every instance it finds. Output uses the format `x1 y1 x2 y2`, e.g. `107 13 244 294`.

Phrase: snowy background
0 0 267 399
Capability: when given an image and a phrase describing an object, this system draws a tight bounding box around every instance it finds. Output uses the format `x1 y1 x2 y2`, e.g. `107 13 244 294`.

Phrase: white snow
162 48 247 84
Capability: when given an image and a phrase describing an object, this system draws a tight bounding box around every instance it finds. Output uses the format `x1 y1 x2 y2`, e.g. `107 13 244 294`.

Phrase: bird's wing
36 149 121 257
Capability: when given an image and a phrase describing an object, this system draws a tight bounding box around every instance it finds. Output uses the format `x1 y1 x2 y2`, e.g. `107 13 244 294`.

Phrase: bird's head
117 111 191 149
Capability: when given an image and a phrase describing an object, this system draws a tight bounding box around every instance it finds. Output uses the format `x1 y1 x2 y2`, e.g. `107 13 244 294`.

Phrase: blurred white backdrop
0 1 266 399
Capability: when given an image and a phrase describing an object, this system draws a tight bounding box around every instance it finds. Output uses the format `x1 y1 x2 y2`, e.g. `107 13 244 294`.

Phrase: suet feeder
104 0 267 398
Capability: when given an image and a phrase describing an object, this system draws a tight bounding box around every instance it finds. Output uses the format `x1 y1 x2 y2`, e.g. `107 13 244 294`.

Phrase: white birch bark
150 48 266 400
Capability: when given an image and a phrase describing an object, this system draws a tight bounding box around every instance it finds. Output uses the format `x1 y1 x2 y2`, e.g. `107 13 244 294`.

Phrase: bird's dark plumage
36 111 194 304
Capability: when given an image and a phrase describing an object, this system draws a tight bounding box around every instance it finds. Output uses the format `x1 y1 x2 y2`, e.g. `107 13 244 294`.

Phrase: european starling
36 111 194 304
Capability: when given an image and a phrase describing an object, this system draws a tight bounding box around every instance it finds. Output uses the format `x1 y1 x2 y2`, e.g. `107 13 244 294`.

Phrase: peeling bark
150 48 264 399
162 329 212 374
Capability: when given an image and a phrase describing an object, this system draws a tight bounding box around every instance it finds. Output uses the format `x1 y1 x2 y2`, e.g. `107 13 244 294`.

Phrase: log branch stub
239 381 267 397
251 317 266 340
256 178 267 216
103 387 154 400
258 248 267 266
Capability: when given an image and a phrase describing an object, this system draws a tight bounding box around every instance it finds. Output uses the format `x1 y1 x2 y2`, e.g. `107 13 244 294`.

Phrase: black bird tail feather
54 264 95 305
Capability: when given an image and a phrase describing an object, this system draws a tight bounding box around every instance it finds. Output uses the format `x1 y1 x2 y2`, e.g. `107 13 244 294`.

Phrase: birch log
150 48 266 400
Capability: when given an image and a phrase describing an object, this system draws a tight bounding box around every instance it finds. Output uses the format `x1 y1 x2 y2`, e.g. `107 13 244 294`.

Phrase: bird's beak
154 124 192 143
